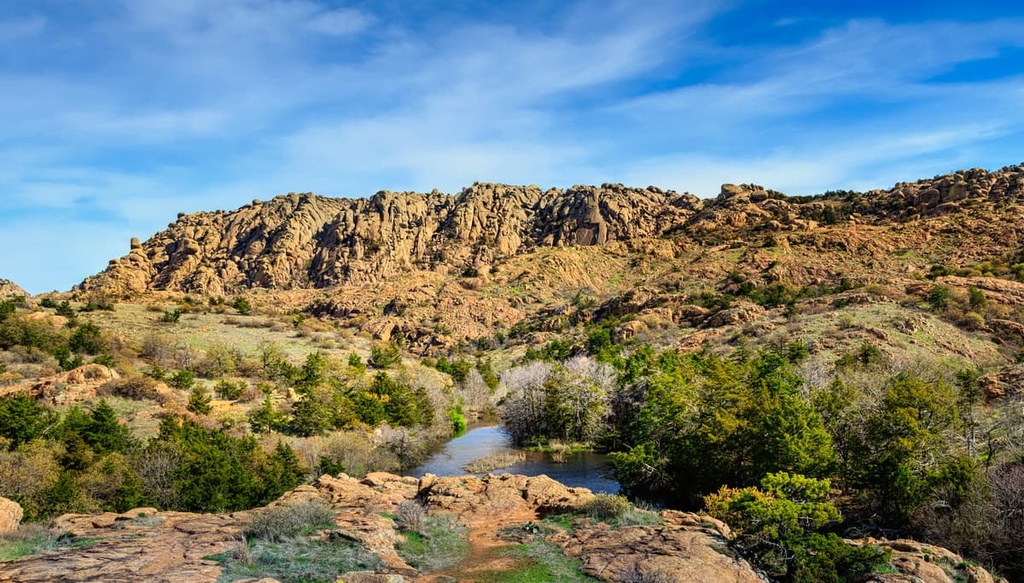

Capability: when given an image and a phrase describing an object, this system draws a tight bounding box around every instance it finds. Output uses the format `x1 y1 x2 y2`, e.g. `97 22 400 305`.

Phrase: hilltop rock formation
81 183 700 297
0 281 27 300
78 165 1024 301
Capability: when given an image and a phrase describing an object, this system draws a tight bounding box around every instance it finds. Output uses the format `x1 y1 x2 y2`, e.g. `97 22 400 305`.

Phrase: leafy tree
927 285 952 310
968 286 987 311
83 399 135 454
0 299 16 322
295 351 329 393
848 372 962 522
53 345 84 371
610 351 835 502
152 418 294 512
264 441 305 496
289 391 335 437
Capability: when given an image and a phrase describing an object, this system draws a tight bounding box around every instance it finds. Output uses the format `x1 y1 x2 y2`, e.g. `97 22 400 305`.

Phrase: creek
409 424 621 494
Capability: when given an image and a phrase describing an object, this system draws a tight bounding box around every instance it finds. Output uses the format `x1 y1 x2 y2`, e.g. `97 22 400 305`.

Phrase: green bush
169 369 195 390
186 386 212 415
705 473 890 582
927 285 952 310
215 379 246 400
368 341 401 368
232 297 253 315
69 323 105 355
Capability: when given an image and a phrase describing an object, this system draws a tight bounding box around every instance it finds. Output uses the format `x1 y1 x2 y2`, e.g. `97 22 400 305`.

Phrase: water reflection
410 425 621 495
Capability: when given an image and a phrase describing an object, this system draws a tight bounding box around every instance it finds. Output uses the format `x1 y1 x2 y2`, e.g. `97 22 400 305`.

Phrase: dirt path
414 511 538 583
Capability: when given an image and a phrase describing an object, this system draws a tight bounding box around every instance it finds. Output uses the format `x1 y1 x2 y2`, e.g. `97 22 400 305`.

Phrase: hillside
2 163 1024 582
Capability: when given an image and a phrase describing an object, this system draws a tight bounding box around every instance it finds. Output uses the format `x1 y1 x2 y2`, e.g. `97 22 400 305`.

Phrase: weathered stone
0 496 23 533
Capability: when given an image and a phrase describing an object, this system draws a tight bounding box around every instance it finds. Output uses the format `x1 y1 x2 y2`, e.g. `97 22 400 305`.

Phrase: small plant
578 494 633 521
394 500 426 533
463 450 526 473
214 379 246 400
168 369 195 390
99 376 159 400
232 297 253 316
186 385 212 415
246 499 336 542
160 308 182 323
368 341 401 368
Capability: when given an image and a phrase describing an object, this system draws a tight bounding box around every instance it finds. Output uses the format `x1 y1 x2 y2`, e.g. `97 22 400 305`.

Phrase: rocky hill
80 165 1024 297
70 164 1024 364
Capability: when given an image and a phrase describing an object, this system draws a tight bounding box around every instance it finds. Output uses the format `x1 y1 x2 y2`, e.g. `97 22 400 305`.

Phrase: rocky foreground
0 473 1005 583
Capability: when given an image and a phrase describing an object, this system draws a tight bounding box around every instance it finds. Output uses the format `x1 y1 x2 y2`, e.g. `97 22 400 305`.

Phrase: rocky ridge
0 473 1002 583
78 164 1024 299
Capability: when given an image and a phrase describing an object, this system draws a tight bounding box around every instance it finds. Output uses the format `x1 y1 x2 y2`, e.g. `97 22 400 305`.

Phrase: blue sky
2 1 1023 293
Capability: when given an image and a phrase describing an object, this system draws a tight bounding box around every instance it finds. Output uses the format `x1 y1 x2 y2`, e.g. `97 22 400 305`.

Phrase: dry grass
463 450 526 473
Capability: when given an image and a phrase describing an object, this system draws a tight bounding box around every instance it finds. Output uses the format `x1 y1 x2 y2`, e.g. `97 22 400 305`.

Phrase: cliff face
79 164 1024 297
81 183 701 296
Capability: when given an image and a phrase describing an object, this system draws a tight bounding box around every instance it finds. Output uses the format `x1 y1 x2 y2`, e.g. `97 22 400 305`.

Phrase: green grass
0 525 94 561
212 535 381 583
475 540 600 583
395 512 469 573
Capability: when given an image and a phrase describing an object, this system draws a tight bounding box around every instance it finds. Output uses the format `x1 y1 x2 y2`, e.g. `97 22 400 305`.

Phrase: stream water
409 425 621 494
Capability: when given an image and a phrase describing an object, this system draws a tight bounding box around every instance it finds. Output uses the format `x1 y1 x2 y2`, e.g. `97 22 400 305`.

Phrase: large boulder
0 496 23 533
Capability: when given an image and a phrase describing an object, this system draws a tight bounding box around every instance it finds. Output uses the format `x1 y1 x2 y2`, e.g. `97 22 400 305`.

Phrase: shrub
395 500 426 533
98 376 159 400
245 499 336 542
927 285 952 310
168 369 195 390
186 386 212 415
578 494 633 521
232 297 253 316
368 341 401 368
705 473 890 582
395 511 468 572
215 379 246 400
160 309 182 323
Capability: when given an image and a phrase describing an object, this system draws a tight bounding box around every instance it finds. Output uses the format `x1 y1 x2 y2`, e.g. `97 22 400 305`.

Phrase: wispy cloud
1 1 1023 292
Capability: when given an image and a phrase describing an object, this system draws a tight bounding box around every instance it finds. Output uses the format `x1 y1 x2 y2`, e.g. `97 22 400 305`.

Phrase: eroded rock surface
0 498 22 534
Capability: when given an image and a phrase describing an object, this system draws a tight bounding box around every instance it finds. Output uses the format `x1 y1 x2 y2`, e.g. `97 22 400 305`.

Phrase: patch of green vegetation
475 540 599 582
0 526 95 561
211 535 380 583
395 511 469 573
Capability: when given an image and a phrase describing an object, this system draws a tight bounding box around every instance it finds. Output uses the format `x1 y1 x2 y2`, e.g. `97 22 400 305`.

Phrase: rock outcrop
80 183 700 297
75 165 1024 304
0 364 120 405
0 281 27 300
0 473 1006 583
0 497 22 534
